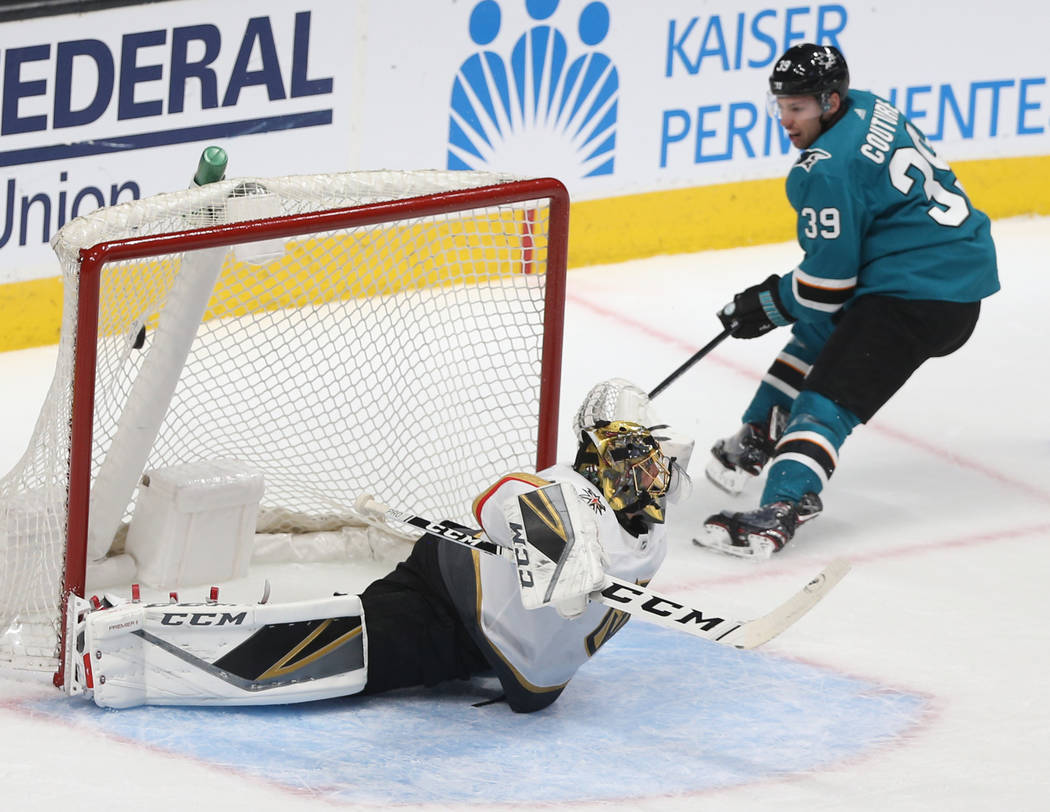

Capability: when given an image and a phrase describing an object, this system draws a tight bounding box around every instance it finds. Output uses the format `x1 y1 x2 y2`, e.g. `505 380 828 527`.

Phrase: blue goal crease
26 623 927 804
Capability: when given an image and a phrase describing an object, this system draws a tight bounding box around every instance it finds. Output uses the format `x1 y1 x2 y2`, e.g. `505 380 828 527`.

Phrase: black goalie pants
358 534 491 695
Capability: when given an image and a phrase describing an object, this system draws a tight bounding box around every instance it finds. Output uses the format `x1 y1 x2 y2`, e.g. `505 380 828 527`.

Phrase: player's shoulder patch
578 486 608 516
793 148 832 173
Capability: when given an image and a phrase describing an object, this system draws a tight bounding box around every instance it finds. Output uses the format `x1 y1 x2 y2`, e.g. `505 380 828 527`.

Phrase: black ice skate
705 406 787 495
694 492 823 559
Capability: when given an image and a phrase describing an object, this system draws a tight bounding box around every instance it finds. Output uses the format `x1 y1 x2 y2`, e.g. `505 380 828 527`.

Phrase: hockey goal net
0 169 568 682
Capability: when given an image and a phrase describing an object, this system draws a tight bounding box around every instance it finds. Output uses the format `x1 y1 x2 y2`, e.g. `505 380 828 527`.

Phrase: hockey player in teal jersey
696 43 999 559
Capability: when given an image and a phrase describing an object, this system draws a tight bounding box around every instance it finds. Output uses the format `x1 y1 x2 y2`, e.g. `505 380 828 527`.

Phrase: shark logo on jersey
794 148 832 173
579 487 606 515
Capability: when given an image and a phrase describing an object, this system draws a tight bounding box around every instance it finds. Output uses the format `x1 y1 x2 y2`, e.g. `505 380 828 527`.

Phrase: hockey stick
648 326 732 399
355 496 849 650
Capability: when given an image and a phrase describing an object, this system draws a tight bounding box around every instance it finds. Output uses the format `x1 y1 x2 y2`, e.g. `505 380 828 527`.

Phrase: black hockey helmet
768 43 849 112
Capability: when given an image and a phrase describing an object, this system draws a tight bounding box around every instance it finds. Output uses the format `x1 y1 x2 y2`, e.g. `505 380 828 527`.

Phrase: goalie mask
573 420 673 525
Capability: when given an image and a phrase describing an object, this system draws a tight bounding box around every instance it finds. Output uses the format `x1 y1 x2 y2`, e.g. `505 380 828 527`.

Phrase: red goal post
0 171 569 687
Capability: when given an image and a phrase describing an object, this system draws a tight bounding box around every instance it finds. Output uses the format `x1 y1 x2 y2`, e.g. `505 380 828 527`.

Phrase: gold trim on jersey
471 472 551 521
471 547 566 696
585 608 630 655
584 578 650 656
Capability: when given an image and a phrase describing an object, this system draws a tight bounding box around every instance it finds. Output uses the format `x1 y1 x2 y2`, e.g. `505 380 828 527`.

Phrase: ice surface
1 216 1047 811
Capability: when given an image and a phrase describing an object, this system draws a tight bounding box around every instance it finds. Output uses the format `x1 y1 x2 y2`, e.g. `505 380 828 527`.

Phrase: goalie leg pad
81 594 368 708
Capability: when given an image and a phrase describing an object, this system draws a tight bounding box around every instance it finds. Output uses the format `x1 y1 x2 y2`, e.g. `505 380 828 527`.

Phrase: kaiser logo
447 0 618 179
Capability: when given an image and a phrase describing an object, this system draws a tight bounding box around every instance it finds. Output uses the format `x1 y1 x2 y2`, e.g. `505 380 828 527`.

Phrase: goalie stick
354 496 849 650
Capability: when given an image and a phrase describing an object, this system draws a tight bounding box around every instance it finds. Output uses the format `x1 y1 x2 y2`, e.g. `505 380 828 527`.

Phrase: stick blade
721 558 852 649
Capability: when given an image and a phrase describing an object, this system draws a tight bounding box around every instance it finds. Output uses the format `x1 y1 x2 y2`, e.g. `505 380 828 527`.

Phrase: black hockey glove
718 274 795 339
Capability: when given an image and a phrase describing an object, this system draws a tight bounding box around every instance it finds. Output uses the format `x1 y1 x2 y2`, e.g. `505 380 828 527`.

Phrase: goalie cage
0 170 569 687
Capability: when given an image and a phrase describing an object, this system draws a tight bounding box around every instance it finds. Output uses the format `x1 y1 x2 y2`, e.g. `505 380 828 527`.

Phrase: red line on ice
568 291 1050 506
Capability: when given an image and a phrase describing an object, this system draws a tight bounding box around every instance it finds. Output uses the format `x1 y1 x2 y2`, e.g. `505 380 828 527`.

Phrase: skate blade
692 525 774 560
704 456 753 496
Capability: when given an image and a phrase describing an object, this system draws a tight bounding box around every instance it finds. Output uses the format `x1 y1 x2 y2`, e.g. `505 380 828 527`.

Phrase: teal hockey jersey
777 89 999 321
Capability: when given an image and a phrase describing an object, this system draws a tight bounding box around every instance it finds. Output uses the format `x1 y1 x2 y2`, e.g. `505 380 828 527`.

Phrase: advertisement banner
1 0 1048 287
0 1 355 282
359 1 1049 194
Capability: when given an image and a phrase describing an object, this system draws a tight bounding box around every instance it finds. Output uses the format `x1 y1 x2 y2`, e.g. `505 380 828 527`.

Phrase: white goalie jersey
437 463 668 712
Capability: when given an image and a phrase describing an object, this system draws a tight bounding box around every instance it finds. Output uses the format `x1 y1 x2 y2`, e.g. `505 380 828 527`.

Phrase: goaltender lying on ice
65 381 848 712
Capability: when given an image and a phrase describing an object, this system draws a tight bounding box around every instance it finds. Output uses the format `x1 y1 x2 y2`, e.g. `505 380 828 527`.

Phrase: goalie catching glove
503 481 608 619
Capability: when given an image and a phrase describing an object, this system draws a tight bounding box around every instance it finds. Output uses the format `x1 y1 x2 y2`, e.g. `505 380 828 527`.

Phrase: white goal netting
0 169 567 674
